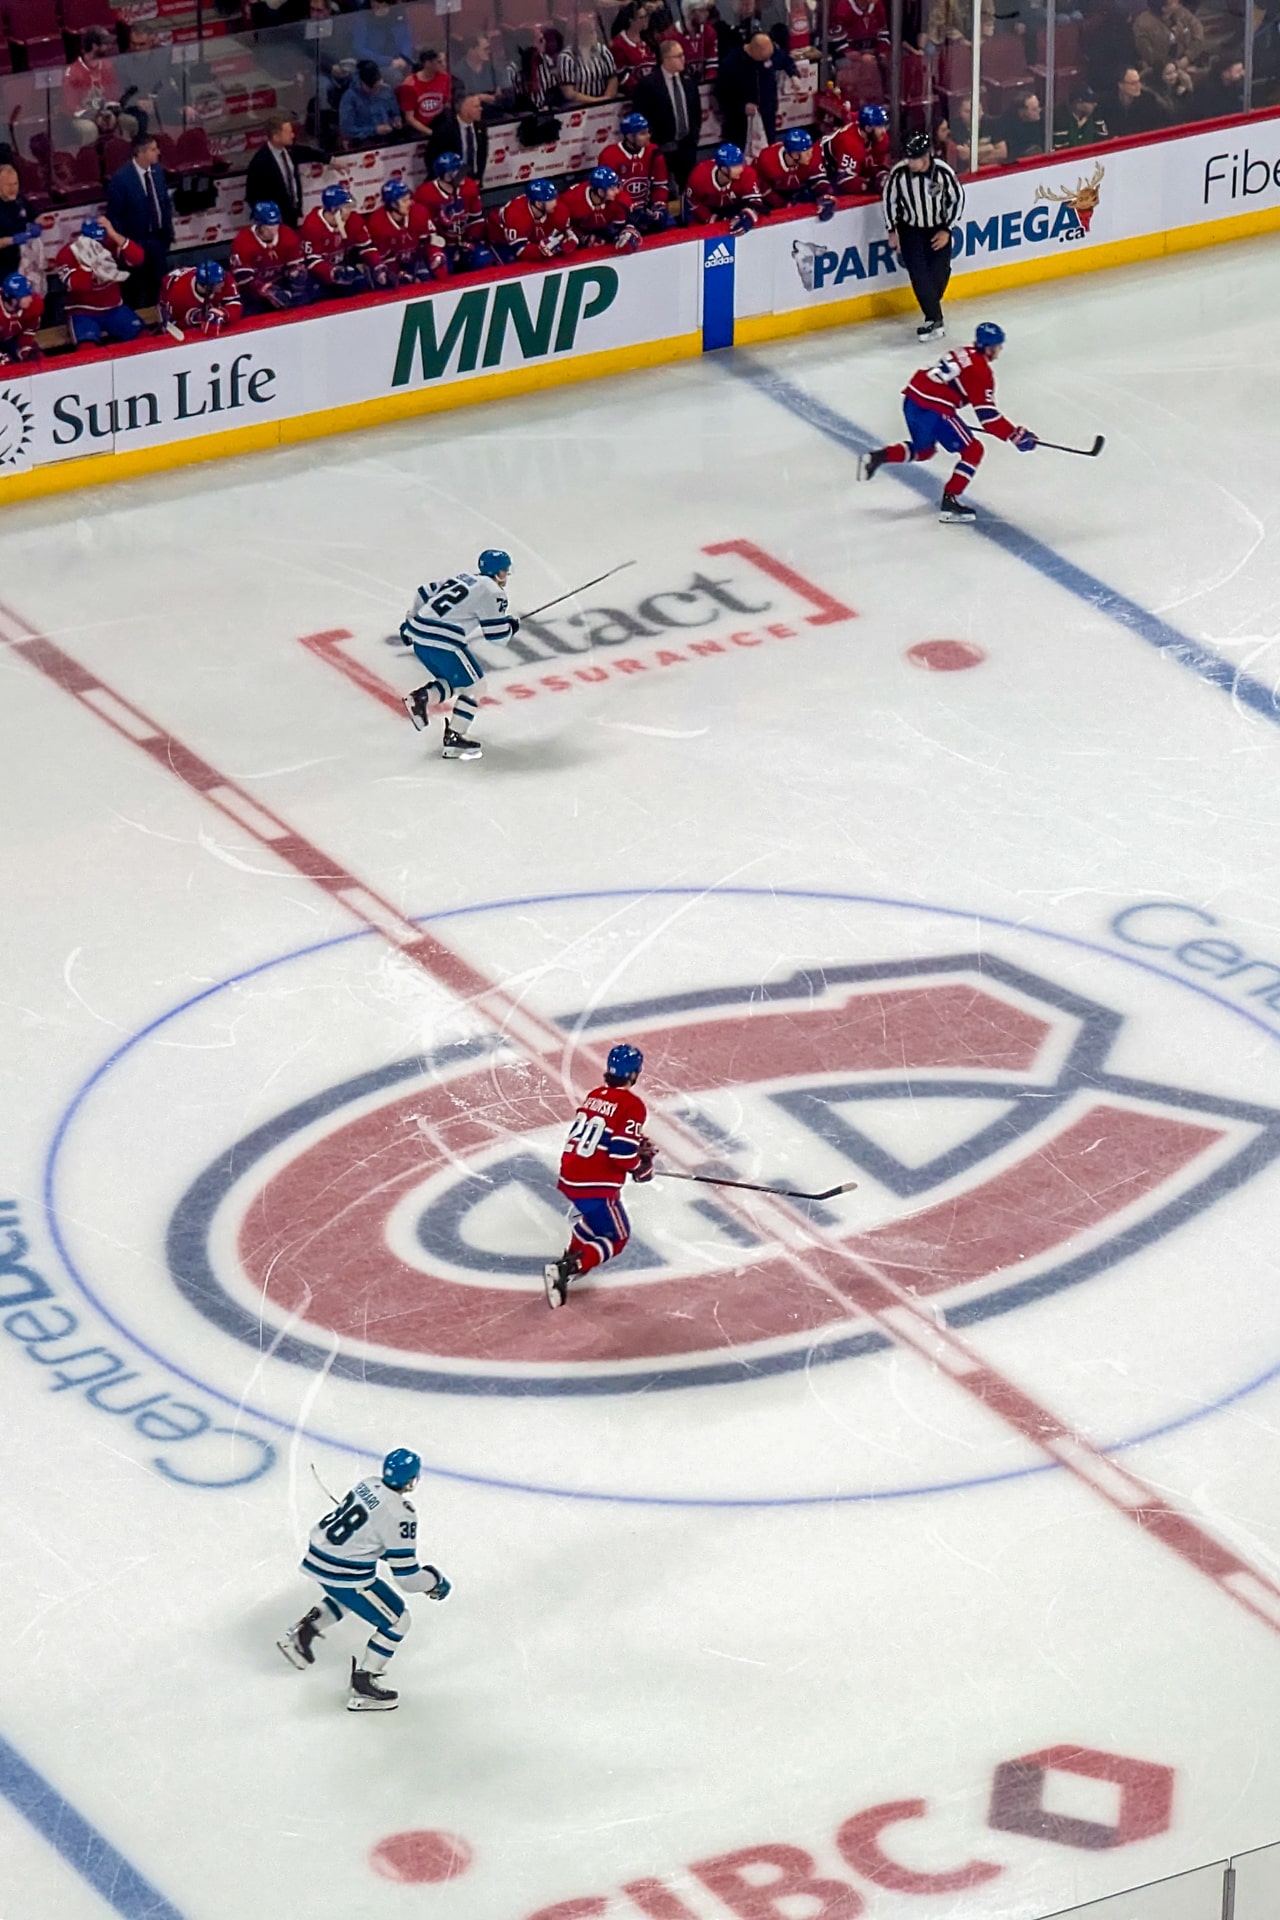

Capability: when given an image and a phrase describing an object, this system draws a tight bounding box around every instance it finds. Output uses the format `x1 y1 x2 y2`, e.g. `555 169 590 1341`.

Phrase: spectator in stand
757 126 836 214
633 38 702 193
934 95 1004 168
562 165 643 248
715 31 798 147
1132 0 1205 76
302 181 379 293
990 89 1046 160
923 0 992 46
685 141 764 228
599 110 673 227
668 0 720 80
414 150 495 270
612 2 659 90
105 134 174 309
0 164 42 282
1151 54 1198 115
55 218 145 347
559 13 621 104
508 25 566 110
829 0 890 63
245 116 309 231
1083 0 1142 96
491 177 579 261
0 272 42 361
1196 53 1246 115
824 100 891 193
160 259 241 335
340 59 404 146
451 30 503 111
352 0 414 85
62 28 136 149
368 177 445 281
425 94 488 184
230 199 311 309
1109 64 1170 129
398 49 452 136
1054 82 1110 146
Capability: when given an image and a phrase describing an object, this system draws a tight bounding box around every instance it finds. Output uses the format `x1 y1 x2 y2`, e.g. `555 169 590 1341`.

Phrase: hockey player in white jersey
277 1447 450 1712
400 548 519 761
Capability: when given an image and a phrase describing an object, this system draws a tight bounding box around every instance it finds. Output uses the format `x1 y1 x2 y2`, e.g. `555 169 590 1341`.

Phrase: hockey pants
883 395 984 499
315 1576 408 1672
409 635 486 736
70 305 143 346
565 1193 631 1275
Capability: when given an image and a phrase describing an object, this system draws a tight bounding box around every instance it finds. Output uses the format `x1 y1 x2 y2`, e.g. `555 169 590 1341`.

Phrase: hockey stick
310 1462 340 1504
1036 433 1105 458
655 1170 859 1201
520 561 636 621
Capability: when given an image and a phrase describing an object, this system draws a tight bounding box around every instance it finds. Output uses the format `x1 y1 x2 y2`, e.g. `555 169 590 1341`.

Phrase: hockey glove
615 224 642 252
1012 426 1037 452
727 212 756 237
816 197 837 223
632 1136 658 1182
423 1566 452 1601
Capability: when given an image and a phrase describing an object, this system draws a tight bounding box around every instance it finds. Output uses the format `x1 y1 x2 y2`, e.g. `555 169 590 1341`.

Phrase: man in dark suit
424 93 489 185
105 132 173 308
714 30 797 148
245 112 306 230
633 39 702 193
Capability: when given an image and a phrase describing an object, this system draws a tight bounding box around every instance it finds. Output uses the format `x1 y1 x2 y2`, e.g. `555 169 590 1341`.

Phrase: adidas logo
703 242 734 269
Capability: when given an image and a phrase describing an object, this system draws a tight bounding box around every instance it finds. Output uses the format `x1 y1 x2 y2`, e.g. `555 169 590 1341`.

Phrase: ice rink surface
4 237 1280 1920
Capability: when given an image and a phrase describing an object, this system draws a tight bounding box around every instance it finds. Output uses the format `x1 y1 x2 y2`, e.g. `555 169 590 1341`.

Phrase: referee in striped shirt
882 132 965 341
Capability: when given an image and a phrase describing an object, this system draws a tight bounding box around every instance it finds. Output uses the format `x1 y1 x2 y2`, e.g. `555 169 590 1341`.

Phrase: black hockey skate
857 449 887 483
939 495 976 526
402 687 432 732
917 317 946 341
347 1658 399 1712
542 1251 581 1309
277 1606 324 1670
441 724 482 762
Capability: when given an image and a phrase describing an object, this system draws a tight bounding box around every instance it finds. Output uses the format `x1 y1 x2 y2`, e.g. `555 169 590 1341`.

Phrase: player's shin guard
450 692 480 735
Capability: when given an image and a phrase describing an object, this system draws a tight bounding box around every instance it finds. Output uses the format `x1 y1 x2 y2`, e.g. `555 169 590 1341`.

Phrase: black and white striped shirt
557 43 618 98
882 157 964 232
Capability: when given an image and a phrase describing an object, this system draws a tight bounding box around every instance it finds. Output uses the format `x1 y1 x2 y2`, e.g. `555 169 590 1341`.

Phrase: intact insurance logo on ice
43 889 1280 1505
792 161 1105 296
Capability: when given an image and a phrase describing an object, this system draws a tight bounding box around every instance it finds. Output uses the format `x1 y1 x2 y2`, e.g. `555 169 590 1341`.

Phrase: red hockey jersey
598 138 669 210
610 28 656 87
905 346 1018 440
54 232 143 315
559 180 637 246
490 193 578 262
829 0 889 47
413 176 485 247
685 157 763 226
756 141 835 209
0 289 41 359
299 206 378 287
160 266 241 334
823 123 889 195
230 221 306 304
367 202 444 280
557 1084 649 1200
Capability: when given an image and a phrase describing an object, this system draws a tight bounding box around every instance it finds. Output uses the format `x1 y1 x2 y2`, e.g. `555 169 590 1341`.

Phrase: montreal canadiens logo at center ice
48 889 1280 1505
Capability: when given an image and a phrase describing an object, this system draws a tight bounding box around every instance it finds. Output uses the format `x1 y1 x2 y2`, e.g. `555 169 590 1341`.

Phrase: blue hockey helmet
782 127 813 154
605 1043 643 1085
1 272 32 302
714 142 744 169
620 111 649 135
857 102 889 130
526 177 557 204
434 149 464 178
382 177 412 204
80 218 107 241
382 1447 421 1491
251 199 282 227
321 181 353 210
589 164 619 192
477 548 512 576
974 320 1006 352
193 259 224 293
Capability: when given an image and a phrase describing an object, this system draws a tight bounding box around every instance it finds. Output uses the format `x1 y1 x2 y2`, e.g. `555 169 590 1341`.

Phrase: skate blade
346 1693 399 1711
441 745 482 761
277 1637 310 1670
542 1264 566 1308
402 696 430 732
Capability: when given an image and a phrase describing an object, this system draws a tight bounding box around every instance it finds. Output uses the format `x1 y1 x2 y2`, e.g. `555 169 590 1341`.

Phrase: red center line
8 597 1280 1642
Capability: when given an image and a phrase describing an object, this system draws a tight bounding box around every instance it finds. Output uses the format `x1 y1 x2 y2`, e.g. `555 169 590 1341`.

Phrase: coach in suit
424 94 489 185
105 132 173 307
245 112 307 229
633 39 702 192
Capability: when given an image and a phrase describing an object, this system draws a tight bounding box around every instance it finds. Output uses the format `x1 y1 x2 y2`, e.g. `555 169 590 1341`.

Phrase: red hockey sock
883 443 912 465
568 1235 606 1276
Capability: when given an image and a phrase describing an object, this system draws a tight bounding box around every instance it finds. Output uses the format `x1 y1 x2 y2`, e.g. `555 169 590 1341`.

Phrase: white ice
4 237 1280 1920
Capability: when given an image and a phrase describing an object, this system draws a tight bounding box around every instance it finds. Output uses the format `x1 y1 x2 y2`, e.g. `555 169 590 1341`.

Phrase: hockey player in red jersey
491 178 579 263
230 202 310 311
857 322 1037 524
301 182 379 296
599 113 672 232
757 128 836 219
413 153 495 273
824 103 891 197
160 259 241 336
543 1043 656 1308
0 273 42 361
367 179 446 284
561 167 642 251
54 218 144 347
685 143 763 231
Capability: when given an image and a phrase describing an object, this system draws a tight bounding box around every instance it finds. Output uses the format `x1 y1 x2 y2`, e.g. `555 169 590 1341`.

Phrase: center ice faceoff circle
46 889 1280 1505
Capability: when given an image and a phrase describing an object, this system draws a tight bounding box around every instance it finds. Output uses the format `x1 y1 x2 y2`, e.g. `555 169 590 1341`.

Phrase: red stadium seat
51 141 102 196
1031 19 1082 99
173 124 216 167
981 25 1033 110
101 130 130 172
